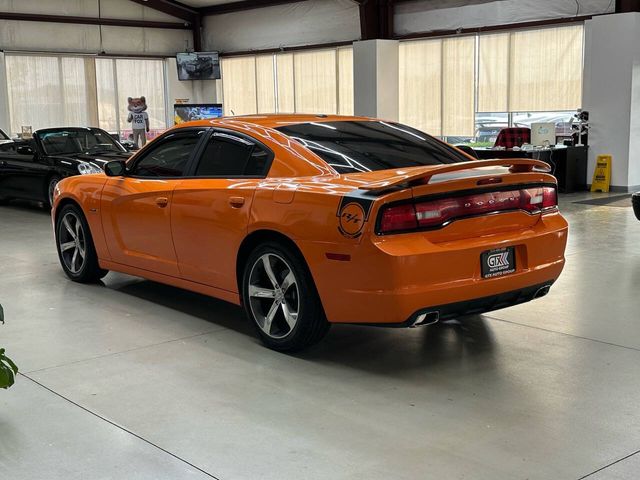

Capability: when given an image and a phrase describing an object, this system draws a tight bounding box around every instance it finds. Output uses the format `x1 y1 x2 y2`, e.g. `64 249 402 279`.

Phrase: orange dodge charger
52 115 568 351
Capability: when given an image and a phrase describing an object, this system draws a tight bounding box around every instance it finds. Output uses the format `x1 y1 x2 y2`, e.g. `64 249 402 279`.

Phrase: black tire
633 192 640 221
242 241 330 352
55 204 108 283
46 175 61 209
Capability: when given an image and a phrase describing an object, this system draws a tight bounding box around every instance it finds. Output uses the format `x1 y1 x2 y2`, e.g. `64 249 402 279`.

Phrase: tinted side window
131 133 201 177
195 133 270 177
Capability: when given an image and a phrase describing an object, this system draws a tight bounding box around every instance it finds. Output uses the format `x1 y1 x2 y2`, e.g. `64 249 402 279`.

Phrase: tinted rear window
275 121 469 174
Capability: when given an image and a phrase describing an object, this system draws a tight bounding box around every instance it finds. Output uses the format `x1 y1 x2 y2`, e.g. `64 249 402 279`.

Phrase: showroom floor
0 191 639 480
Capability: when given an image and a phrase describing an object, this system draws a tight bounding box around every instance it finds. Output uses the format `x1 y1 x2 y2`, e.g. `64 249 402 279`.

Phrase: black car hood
50 151 131 167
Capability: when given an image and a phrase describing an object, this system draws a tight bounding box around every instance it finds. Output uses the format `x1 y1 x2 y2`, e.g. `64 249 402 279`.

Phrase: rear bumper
301 211 568 324
396 281 554 327
633 192 640 221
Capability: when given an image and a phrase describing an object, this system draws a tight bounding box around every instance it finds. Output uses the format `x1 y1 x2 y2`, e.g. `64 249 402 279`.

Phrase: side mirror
17 145 34 156
104 160 126 177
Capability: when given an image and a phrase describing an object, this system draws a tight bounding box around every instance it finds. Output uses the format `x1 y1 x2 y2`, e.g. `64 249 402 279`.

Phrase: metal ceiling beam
0 11 190 29
199 0 308 15
358 0 393 40
128 0 198 21
616 0 640 12
127 0 203 51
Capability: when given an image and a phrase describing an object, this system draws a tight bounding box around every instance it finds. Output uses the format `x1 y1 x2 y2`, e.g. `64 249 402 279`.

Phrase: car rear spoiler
358 159 552 192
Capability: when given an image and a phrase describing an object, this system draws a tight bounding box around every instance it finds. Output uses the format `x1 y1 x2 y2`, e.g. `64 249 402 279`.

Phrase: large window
5 54 166 139
400 24 584 142
6 55 90 136
95 58 166 139
221 47 353 117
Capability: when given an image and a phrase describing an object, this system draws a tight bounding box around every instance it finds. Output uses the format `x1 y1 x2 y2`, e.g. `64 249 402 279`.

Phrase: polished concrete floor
0 192 639 479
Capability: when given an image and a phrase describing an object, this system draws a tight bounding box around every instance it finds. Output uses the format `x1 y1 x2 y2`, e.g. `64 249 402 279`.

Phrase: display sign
176 52 221 81
174 104 223 125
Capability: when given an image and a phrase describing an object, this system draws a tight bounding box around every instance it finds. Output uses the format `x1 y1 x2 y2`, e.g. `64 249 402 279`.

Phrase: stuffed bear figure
127 96 150 147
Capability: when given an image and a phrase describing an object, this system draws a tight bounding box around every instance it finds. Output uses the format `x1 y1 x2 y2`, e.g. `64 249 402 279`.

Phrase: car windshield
38 128 126 155
0 129 8 140
275 121 469 174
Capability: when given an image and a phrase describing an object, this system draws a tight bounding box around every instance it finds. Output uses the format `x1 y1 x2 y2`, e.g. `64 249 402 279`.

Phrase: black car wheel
633 192 640 221
46 176 61 209
242 242 329 351
55 204 108 283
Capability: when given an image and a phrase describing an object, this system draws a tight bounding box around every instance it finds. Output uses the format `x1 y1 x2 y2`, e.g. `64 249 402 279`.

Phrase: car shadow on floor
104 275 255 336
298 316 498 374
103 274 498 373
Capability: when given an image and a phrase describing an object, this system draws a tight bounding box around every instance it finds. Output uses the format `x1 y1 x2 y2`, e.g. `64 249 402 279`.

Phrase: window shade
276 53 295 113
113 59 166 132
338 48 354 115
221 56 257 115
256 55 275 114
6 55 167 136
478 33 509 112
294 49 337 114
399 39 443 136
95 58 118 132
509 25 583 111
6 55 89 134
221 47 353 117
442 36 475 137
60 58 90 127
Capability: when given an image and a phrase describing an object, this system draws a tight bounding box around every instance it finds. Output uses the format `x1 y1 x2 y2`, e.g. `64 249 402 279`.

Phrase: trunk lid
344 159 558 242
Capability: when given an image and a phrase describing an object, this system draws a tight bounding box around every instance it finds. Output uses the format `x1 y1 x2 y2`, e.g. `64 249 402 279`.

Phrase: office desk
472 146 588 193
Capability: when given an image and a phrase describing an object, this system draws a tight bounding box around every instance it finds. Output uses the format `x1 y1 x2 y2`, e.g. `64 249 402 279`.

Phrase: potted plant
0 304 18 389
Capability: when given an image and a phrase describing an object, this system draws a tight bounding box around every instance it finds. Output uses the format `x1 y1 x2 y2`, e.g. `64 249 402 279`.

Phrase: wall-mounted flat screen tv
174 104 223 125
176 52 221 81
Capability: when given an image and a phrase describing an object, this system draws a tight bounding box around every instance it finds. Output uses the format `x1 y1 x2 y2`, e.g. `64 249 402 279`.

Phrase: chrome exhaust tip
410 311 440 328
533 285 552 299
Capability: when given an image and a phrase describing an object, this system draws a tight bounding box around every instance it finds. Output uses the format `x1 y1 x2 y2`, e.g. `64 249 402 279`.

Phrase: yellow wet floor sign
591 155 612 192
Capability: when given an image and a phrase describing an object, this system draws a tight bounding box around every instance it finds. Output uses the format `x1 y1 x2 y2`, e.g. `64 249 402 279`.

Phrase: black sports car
633 192 640 221
0 127 130 208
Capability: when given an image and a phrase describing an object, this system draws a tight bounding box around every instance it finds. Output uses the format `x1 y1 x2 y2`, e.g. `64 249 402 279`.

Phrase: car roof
176 114 375 130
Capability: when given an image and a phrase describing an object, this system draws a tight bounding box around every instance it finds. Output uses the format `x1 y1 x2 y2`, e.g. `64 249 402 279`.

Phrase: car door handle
155 197 169 208
229 196 245 208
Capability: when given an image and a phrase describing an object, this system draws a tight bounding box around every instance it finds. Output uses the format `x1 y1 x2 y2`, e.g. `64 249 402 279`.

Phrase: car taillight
378 186 557 234
379 203 418 232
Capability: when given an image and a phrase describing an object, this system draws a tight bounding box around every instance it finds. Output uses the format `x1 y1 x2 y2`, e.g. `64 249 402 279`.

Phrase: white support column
583 13 640 191
165 57 220 127
353 39 399 121
0 53 11 135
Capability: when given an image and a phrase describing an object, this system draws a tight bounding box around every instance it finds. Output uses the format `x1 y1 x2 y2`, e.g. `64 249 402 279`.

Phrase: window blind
399 39 443 136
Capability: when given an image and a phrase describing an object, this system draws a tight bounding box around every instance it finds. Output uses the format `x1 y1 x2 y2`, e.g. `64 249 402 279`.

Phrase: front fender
53 175 110 260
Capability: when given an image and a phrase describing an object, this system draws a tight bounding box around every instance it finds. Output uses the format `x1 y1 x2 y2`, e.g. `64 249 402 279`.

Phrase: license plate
481 247 516 278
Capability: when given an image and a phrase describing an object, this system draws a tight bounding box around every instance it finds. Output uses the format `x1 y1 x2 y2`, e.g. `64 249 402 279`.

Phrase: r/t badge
338 203 365 238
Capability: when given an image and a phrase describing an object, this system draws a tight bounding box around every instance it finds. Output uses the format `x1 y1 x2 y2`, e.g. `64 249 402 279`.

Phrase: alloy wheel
58 212 86 274
248 253 300 339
